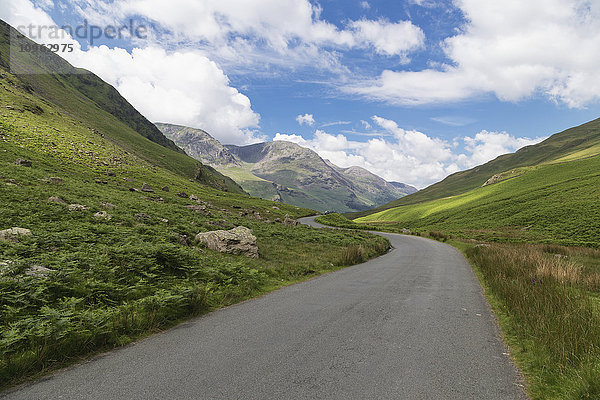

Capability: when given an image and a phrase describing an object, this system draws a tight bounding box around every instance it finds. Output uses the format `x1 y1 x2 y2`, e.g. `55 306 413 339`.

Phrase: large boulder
195 226 258 258
0 227 32 242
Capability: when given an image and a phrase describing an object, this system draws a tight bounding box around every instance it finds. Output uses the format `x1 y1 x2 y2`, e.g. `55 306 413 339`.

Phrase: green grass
457 242 600 400
348 116 600 220
354 155 600 247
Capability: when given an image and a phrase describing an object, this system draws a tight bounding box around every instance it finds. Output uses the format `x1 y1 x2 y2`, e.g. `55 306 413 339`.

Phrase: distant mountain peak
157 122 417 212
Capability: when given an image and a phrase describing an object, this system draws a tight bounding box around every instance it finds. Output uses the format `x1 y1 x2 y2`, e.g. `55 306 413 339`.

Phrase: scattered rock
14 158 32 167
272 206 280 210
123 177 135 183
67 204 88 211
93 211 111 220
401 228 412 235
160 218 169 223
25 265 54 278
0 227 32 242
48 177 64 184
129 188 139 192
186 204 207 213
105 171 116 177
141 183 154 193
48 196 67 204
475 244 490 248
161 186 170 192
135 213 151 220
189 194 200 201
263 219 272 224
283 214 298 226
177 234 189 246
95 180 108 185
195 226 258 258
146 196 164 202
232 205 242 209
274 218 282 223
101 202 116 209
177 192 188 198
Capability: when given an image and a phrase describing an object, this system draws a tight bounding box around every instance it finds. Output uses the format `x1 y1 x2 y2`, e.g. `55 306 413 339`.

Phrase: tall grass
466 243 600 398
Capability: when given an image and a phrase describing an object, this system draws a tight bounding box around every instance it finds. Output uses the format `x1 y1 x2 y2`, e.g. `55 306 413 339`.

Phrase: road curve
2 216 526 400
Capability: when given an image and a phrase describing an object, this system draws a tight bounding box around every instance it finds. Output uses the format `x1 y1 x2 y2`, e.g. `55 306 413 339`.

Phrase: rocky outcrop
195 226 258 258
0 227 32 242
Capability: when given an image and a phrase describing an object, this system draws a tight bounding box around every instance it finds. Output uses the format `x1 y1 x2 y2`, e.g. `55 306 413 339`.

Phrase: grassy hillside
349 117 600 219
0 21 391 389
355 154 600 246
0 20 243 194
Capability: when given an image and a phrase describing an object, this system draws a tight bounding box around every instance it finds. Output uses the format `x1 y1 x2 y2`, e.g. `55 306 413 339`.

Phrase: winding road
1 216 526 399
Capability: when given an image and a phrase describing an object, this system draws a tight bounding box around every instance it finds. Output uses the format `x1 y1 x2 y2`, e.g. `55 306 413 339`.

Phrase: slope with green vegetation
0 20 390 389
354 152 600 247
349 117 600 219
0 20 243 194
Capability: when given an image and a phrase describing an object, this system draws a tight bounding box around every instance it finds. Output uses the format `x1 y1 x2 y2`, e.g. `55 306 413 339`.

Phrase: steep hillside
0 20 243 194
354 119 600 246
158 123 415 212
349 117 600 219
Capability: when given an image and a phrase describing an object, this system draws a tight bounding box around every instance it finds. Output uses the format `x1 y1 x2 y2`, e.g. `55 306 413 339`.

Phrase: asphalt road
2 216 526 399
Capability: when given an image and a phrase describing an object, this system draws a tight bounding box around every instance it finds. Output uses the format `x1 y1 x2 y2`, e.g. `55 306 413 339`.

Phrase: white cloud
320 120 351 128
360 1 371 10
462 130 545 167
348 18 424 59
62 0 425 71
348 0 600 108
360 120 372 129
1 0 262 145
276 116 545 188
296 113 315 126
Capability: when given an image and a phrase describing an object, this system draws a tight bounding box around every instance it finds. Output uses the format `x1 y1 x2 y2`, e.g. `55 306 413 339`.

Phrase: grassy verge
453 241 600 399
318 214 600 398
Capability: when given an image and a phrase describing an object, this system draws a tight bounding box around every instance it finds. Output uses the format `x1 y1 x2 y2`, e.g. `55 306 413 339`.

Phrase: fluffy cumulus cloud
296 113 315 126
69 47 262 144
350 0 600 108
1 0 262 145
275 116 545 188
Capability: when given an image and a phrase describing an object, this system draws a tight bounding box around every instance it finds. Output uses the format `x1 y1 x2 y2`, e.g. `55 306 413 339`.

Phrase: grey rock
48 196 67 204
177 192 188 198
283 214 298 226
161 186 170 192
25 265 55 278
141 183 154 193
93 211 111 220
68 204 88 211
14 158 32 167
48 177 64 184
101 202 116 209
135 213 151 220
0 227 32 242
189 194 200 201
195 226 258 258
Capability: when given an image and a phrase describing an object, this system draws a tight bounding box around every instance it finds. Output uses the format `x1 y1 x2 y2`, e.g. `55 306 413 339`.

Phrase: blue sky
2 0 600 187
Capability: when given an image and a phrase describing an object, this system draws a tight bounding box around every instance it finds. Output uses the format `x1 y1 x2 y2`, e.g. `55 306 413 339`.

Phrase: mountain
354 117 600 246
154 123 240 167
349 117 600 219
0 20 244 194
157 123 416 212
